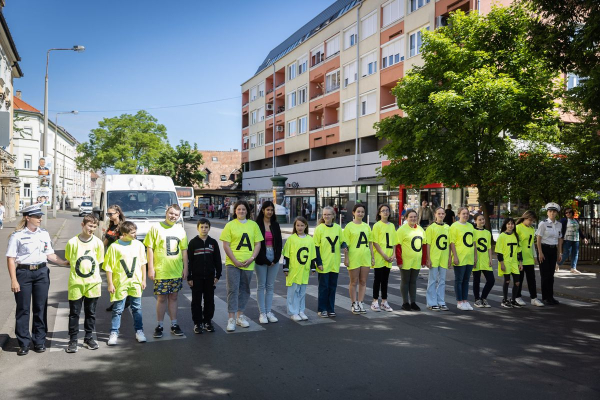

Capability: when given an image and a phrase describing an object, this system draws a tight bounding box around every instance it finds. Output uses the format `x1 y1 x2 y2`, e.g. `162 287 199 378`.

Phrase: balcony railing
242 101 249 107
325 84 340 94
381 103 398 112
310 92 324 101
276 82 285 89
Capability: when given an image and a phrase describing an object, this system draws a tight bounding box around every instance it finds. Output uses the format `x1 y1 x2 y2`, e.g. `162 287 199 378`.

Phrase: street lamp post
52 111 78 218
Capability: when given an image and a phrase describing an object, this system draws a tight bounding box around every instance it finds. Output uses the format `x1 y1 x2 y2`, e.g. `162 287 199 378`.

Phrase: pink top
265 231 273 247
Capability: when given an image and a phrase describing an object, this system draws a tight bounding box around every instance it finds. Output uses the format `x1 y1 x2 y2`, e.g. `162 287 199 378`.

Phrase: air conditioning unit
266 103 273 110
436 15 448 28
276 126 284 132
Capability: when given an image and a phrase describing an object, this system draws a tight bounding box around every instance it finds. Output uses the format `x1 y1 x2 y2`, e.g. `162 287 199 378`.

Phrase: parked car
79 201 93 216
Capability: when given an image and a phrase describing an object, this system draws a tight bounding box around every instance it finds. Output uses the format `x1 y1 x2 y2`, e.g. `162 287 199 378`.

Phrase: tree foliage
76 110 169 174
149 140 206 188
376 5 562 226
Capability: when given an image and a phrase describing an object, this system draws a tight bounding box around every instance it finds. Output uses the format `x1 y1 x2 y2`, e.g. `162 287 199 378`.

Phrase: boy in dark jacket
187 218 222 333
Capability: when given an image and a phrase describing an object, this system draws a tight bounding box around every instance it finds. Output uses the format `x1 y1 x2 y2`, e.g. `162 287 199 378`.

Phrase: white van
93 174 183 241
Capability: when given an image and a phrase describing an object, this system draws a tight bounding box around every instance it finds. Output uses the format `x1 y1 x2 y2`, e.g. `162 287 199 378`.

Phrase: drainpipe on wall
354 0 363 182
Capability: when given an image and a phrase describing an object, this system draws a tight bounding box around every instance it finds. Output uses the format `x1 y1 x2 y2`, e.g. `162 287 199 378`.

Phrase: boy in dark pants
187 218 222 333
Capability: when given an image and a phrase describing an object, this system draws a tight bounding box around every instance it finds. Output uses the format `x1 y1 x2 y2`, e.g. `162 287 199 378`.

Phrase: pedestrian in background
220 200 263 332
496 218 523 309
472 213 494 308
417 200 434 228
104 204 125 312
515 211 544 307
425 207 452 311
536 202 563 305
443 204 455 225
450 207 477 311
396 209 425 311
6 204 69 356
342 204 374 315
314 206 344 318
371 204 397 312
254 201 282 324
557 207 588 274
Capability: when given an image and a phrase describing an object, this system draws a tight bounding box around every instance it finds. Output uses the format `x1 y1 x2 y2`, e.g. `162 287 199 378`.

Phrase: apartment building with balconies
241 0 508 223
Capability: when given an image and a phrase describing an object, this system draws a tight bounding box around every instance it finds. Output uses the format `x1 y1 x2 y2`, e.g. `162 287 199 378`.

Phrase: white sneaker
358 302 367 314
571 269 581 274
107 332 118 346
291 314 303 322
299 312 308 320
351 302 361 314
236 315 250 328
266 312 278 323
371 300 381 312
135 330 147 343
464 302 473 311
457 303 465 311
531 298 545 307
515 297 526 306
226 318 236 332
381 301 394 312
259 313 269 324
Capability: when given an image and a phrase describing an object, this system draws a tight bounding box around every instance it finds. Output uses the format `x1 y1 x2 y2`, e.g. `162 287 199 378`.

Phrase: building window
24 155 32 170
258 82 265 97
250 86 258 101
410 0 430 13
297 86 307 105
382 37 405 68
24 183 31 198
251 110 258 125
567 73 580 90
288 120 297 137
409 27 429 57
298 116 308 134
343 98 357 121
326 35 340 58
344 25 357 50
220 175 227 181
212 156 218 161
360 91 377 116
258 131 265 146
243 136 249 150
326 70 341 93
362 12 377 39
383 0 405 27
298 55 308 75
311 44 324 67
258 107 265 121
343 61 358 87
250 134 257 149
288 92 297 109
288 62 297 80
361 51 378 77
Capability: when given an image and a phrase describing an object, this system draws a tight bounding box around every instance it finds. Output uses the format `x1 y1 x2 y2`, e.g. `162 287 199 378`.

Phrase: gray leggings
400 269 419 304
226 265 253 313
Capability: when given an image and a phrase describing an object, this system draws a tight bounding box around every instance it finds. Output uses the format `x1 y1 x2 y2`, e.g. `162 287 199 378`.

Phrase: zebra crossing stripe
49 302 98 352
249 290 334 325
140 296 187 342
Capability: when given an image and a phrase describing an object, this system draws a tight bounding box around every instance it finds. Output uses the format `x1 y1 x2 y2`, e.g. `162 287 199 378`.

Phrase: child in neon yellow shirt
371 204 396 312
472 213 494 308
496 217 523 309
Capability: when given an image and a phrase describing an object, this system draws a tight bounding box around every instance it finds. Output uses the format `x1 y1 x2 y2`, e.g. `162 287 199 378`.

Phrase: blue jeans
111 296 142 334
317 272 339 312
454 265 473 301
254 247 280 314
559 240 580 270
426 267 447 306
287 283 307 315
226 265 253 313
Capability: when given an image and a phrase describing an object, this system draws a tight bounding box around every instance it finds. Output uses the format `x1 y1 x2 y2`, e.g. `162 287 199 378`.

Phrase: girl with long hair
496 218 523 308
472 213 494 308
450 207 477 311
371 204 397 312
396 209 425 311
515 211 544 306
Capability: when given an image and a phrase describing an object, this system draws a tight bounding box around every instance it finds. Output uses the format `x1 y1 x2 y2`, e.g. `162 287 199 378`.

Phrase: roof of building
14 97 40 112
0 11 21 61
253 0 359 77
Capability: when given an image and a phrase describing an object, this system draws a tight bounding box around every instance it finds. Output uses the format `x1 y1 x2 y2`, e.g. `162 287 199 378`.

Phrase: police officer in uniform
5 204 69 355
535 202 563 306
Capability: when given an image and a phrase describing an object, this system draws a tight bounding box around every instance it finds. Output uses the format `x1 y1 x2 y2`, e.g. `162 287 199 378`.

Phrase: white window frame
343 61 358 88
23 154 32 170
288 120 297 137
410 0 430 13
343 24 358 50
250 86 258 102
23 183 31 198
381 36 405 68
288 62 297 80
250 134 257 149
361 11 377 39
361 51 378 77
298 116 308 134
409 26 429 57
567 73 580 90
343 98 357 122
298 54 308 75
326 35 340 58
297 86 307 105
251 110 258 125
257 131 265 146
258 106 265 121
360 91 377 116
288 92 297 109
383 0 405 27
326 69 341 93
212 156 218 161
311 44 325 67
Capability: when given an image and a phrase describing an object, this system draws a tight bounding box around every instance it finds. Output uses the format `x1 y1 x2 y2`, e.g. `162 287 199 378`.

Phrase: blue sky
4 0 335 150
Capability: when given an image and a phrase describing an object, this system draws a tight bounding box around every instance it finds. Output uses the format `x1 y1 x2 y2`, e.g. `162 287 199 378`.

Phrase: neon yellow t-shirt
313 223 342 273
372 221 397 268
495 232 521 276
425 223 450 268
143 222 188 280
103 240 147 301
65 235 105 300
449 222 475 266
396 223 425 270
219 219 264 271
473 228 492 271
516 224 536 266
283 234 316 286
342 222 372 270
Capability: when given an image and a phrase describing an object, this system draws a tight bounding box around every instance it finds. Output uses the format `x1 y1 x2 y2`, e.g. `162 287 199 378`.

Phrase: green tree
149 140 206 187
376 5 562 227
76 110 169 174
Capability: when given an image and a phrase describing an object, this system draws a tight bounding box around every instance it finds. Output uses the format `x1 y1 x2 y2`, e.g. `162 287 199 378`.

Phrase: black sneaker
193 324 203 334
204 322 215 332
171 324 184 336
401 303 412 311
153 326 164 338
83 338 99 350
410 302 421 311
66 340 78 353
550 298 560 305
510 299 523 308
501 300 513 308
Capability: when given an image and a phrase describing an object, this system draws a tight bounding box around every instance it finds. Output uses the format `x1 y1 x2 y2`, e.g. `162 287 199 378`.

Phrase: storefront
285 188 317 222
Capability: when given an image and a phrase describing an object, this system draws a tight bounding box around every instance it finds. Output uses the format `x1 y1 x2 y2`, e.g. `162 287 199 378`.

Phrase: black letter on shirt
75 250 95 278
477 238 488 253
385 233 393 249
411 236 423 252
436 235 448 251
120 257 137 279
325 236 339 253
166 236 181 256
463 232 474 247
357 232 368 248
297 247 309 264
237 233 253 251
507 243 517 258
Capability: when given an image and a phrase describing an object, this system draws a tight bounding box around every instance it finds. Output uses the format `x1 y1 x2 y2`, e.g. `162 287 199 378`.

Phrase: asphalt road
1 215 599 400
